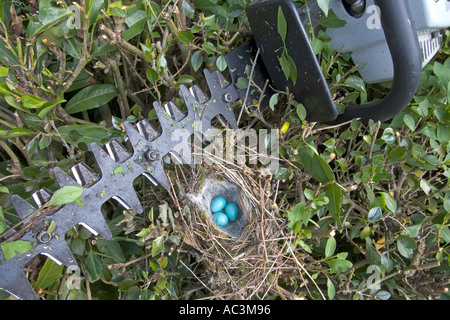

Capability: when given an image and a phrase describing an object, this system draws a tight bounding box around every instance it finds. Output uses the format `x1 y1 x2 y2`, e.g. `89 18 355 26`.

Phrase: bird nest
170 159 308 299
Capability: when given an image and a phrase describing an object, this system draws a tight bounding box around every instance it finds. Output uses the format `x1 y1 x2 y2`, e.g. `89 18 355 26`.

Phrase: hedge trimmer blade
0 67 254 299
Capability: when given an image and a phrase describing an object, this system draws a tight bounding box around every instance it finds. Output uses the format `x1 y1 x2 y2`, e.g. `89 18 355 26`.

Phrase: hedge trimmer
1 0 448 299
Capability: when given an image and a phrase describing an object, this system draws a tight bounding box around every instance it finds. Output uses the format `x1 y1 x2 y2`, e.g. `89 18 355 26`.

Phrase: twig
108 252 153 270
99 24 146 60
110 57 131 119
360 260 441 294
369 120 381 160
49 119 73 158
237 47 260 125
179 259 221 299
64 6 90 91
313 118 361 133
287 242 326 300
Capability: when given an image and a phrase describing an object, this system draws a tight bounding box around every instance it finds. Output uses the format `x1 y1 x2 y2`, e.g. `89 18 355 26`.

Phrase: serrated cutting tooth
122 121 144 147
90 143 118 175
10 194 36 222
71 204 113 240
71 162 100 187
112 190 143 213
169 151 184 165
143 160 170 191
136 119 159 141
180 84 198 108
0 261 38 300
153 102 173 128
165 101 187 122
190 85 209 104
32 188 53 208
41 242 76 267
142 173 159 186
53 167 78 187
105 139 132 163
211 70 230 89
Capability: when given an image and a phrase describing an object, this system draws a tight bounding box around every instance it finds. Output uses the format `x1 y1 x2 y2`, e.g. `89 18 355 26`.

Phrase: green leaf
368 206 382 222
325 182 342 227
277 6 287 44
123 10 147 41
279 53 290 81
317 0 330 16
287 202 305 232
22 95 46 109
146 67 158 83
236 77 249 90
0 240 32 261
194 0 222 14
420 179 431 195
136 227 151 237
365 238 381 266
325 237 336 258
437 123 450 144
274 167 289 180
178 30 194 44
285 53 298 86
107 0 127 17
319 10 347 28
182 0 195 19
433 60 450 89
296 103 307 121
56 124 120 150
403 114 415 131
327 258 352 273
37 99 66 119
0 66 8 77
26 7 73 38
311 38 324 55
201 42 216 55
0 83 11 95
298 144 335 183
269 93 279 111
388 146 406 161
397 235 416 258
35 258 64 290
0 206 6 234
86 0 105 27
152 235 165 257
216 55 227 72
85 251 103 283
36 27 66 60
379 192 397 214
376 291 391 300
406 224 421 238
191 51 203 72
360 226 371 239
177 74 195 84
65 84 118 114
327 276 335 300
343 75 366 103
47 186 84 206
0 3 3 24
47 220 56 234
96 239 125 262
0 128 34 139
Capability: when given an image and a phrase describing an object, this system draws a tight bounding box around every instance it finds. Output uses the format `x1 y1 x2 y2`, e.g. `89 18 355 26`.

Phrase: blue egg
213 212 228 227
211 196 227 213
224 202 239 221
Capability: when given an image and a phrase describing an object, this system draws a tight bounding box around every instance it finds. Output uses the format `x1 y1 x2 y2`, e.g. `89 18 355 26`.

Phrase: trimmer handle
332 0 422 124
245 0 422 124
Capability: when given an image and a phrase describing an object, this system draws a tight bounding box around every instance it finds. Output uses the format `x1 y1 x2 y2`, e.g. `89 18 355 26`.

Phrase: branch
99 24 146 60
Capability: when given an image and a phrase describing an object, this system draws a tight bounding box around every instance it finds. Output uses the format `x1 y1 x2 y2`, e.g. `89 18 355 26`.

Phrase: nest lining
172 161 306 299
